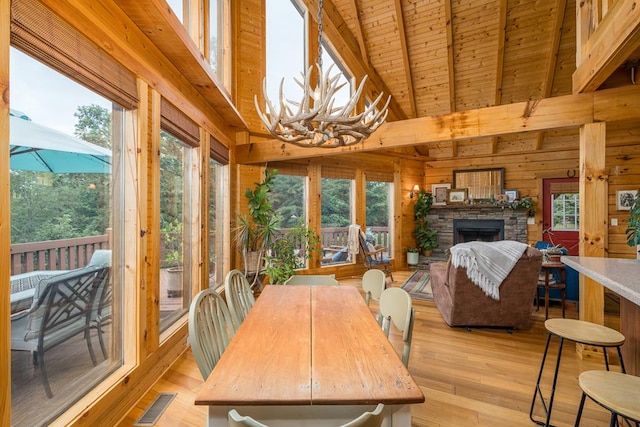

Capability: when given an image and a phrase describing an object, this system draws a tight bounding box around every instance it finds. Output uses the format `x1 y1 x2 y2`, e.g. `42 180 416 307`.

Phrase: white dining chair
362 269 386 306
225 269 256 329
228 403 385 427
188 288 236 380
378 287 415 367
283 274 339 285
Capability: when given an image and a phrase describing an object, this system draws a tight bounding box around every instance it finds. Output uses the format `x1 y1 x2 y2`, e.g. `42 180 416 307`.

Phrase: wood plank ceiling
319 0 592 159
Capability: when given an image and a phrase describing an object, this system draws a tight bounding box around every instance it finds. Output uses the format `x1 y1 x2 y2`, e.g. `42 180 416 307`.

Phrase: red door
542 178 579 256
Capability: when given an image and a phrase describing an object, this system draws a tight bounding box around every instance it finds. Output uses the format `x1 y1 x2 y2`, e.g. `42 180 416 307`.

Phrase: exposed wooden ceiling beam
536 0 567 150
394 0 416 118
445 0 455 113
347 0 367 63
298 0 408 121
489 0 507 154
236 85 640 164
573 0 640 93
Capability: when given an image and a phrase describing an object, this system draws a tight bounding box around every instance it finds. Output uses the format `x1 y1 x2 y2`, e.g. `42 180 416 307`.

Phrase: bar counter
561 256 640 375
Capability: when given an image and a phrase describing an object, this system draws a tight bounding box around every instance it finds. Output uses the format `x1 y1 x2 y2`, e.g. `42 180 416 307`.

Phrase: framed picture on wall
432 183 451 205
447 188 467 204
617 189 638 211
504 189 519 202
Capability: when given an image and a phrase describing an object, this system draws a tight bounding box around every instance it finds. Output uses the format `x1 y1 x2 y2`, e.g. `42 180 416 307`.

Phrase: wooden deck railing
10 235 110 275
320 226 390 249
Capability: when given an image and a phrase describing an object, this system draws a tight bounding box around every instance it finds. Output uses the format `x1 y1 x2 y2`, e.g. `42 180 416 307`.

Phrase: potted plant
234 169 280 279
415 221 438 256
413 190 438 256
163 221 183 297
407 247 419 266
625 190 640 259
265 220 321 285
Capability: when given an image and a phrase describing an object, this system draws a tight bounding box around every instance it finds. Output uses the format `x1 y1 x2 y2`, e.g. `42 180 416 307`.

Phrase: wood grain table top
195 285 424 407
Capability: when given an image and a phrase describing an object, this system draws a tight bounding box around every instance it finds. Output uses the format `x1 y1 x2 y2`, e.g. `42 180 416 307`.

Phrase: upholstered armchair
430 246 542 329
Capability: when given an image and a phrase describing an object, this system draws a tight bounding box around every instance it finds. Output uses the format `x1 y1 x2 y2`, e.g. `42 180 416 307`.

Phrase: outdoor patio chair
358 231 393 282
10 264 111 398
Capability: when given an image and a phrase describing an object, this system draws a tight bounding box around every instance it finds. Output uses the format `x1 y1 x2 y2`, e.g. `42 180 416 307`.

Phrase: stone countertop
561 256 640 306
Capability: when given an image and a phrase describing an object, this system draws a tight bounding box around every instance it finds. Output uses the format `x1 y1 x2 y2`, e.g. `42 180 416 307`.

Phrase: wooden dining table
195 284 425 426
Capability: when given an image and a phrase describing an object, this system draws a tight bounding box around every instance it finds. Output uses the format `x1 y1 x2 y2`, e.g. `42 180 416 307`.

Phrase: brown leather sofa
430 246 542 329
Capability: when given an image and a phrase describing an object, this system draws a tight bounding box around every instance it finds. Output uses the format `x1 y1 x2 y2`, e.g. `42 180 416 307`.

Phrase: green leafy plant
407 247 419 253
162 221 183 267
413 189 438 252
234 169 281 272
265 220 321 285
625 190 640 248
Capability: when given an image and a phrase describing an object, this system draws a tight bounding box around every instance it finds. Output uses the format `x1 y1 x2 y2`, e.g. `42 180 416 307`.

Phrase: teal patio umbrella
9 109 111 173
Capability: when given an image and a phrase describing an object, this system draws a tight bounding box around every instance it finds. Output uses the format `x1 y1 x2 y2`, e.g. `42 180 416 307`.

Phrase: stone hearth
425 205 528 259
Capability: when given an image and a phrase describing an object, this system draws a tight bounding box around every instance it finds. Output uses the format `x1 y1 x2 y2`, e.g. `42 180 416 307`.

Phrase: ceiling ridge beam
235 84 640 164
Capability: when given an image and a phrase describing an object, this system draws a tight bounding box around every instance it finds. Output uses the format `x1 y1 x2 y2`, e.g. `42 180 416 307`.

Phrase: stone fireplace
424 205 528 259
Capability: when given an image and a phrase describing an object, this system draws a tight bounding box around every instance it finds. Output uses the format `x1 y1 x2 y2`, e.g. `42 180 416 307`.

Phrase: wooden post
578 122 608 360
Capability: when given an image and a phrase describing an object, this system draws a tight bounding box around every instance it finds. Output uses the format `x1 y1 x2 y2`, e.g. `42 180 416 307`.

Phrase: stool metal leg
530 333 564 426
574 392 587 426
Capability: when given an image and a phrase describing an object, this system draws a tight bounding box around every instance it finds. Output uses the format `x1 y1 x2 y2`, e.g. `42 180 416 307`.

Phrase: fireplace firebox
453 219 504 244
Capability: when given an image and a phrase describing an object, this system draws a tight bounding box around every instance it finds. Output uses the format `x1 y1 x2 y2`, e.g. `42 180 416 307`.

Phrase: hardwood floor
119 271 619 426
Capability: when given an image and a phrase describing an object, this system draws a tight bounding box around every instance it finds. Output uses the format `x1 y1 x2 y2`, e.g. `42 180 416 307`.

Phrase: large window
321 167 355 266
9 47 124 425
366 172 394 256
208 158 225 286
266 0 305 106
159 129 193 332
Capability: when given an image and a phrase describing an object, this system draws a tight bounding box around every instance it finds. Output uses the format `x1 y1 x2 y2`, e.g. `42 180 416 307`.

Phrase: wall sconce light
410 184 420 199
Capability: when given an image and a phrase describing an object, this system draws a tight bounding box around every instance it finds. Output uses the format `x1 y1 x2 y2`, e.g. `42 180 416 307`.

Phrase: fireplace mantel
424 205 529 258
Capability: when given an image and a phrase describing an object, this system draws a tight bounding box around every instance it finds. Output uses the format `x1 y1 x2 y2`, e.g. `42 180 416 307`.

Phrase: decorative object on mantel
432 183 451 206
447 188 467 204
624 189 640 259
254 0 390 148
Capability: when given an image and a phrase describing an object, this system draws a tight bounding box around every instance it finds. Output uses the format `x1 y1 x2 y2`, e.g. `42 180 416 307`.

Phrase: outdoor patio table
195 285 424 426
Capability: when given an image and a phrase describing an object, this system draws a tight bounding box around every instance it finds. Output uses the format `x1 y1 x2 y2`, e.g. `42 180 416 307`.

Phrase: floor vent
133 392 177 426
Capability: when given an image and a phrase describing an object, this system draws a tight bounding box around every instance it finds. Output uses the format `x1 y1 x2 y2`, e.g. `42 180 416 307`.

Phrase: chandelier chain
317 0 324 70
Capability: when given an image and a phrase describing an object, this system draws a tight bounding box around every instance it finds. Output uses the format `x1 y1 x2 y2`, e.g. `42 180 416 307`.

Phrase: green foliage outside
10 104 111 244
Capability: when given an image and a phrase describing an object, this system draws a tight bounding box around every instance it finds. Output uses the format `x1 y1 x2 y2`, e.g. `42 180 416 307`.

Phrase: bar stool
529 318 626 427
575 370 640 426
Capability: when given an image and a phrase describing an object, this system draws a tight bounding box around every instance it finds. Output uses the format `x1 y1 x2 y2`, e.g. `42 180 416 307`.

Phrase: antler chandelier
254 0 391 148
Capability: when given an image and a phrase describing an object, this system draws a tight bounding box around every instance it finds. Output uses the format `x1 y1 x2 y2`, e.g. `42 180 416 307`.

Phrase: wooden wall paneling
579 122 606 327
308 164 322 269
148 89 162 355
1 0 10 420
392 159 403 267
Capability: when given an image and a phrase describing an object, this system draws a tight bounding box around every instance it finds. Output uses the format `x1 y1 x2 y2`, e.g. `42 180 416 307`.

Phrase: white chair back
283 274 339 285
378 287 415 367
228 403 385 427
225 269 256 328
362 269 386 306
188 288 235 380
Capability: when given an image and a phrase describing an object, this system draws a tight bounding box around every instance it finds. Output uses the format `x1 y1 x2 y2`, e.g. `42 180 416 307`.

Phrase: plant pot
421 249 433 257
407 252 419 265
166 266 183 298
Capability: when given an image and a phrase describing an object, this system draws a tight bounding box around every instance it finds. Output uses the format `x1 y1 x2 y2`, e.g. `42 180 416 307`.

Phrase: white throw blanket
450 240 528 300
347 224 361 255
